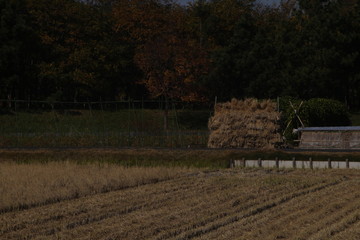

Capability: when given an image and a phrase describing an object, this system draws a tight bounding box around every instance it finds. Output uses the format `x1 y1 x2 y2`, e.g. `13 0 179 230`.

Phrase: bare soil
1 168 359 240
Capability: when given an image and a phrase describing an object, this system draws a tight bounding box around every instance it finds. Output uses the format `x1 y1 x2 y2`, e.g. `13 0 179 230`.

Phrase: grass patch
0 149 231 168
350 112 360 126
0 109 210 148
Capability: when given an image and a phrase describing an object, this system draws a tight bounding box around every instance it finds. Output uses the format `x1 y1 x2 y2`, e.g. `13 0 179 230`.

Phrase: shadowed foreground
1 169 360 240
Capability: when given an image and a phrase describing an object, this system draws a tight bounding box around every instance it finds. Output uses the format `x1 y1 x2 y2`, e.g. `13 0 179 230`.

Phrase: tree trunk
163 97 169 131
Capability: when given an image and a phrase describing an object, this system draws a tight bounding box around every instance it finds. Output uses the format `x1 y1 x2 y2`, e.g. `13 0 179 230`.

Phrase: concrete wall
299 131 360 149
232 159 360 169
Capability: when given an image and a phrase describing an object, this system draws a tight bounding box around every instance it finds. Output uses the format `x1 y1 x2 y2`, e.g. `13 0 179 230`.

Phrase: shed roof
297 126 360 132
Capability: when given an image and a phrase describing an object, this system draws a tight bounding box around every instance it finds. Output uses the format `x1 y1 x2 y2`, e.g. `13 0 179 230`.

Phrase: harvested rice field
1 167 360 240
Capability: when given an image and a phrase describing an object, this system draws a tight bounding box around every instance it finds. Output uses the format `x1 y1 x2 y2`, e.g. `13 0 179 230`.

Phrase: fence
0 99 212 111
0 99 212 148
230 157 360 169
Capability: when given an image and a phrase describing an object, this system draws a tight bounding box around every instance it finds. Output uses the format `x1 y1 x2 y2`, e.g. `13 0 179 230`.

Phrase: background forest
1 0 360 109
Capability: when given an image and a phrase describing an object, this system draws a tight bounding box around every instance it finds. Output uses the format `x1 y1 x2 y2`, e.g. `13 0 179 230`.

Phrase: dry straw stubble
0 162 183 212
208 98 281 149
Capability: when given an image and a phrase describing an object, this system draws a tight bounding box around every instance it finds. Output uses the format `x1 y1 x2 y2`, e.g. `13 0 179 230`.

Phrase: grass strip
1 148 360 169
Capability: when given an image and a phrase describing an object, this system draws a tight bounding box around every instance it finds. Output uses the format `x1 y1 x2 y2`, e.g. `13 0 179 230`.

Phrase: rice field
1 164 359 240
0 162 185 212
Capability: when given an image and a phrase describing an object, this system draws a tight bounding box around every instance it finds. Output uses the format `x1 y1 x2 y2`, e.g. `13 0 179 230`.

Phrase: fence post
275 157 279 169
230 159 234 168
328 158 332 169
346 158 349 169
258 158 262 168
241 157 246 168
309 157 313 169
292 157 296 169
128 98 131 147
88 101 92 115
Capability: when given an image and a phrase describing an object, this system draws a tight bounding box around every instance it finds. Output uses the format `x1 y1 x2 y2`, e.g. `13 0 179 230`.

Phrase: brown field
0 162 184 212
1 164 360 240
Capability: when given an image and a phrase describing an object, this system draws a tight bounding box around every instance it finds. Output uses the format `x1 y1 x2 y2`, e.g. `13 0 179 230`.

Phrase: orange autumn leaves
112 0 209 102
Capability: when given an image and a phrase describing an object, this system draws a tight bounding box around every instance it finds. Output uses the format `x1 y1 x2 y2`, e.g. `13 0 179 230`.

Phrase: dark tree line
1 0 360 109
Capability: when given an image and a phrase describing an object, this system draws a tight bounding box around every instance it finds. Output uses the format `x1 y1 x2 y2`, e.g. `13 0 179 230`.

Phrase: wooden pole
328 158 332 169
309 157 313 169
242 157 246 168
292 157 296 169
275 157 279 169
346 158 349 169
258 158 262 168
229 159 234 168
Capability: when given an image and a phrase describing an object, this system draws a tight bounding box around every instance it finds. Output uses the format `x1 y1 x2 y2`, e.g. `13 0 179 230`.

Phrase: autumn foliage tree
113 0 209 129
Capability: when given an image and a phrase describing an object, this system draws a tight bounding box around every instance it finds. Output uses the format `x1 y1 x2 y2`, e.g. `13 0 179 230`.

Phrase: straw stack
208 98 281 149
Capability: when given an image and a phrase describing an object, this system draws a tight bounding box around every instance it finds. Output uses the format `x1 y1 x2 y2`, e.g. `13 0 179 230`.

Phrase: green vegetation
300 99 351 127
0 109 210 148
350 112 360 126
280 98 351 144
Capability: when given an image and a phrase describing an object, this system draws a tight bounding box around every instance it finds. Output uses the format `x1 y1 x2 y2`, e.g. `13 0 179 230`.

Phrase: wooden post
88 101 92 115
230 159 234 168
346 158 349 169
258 158 262 168
241 157 246 168
292 157 296 169
309 157 313 169
275 157 279 169
328 158 332 169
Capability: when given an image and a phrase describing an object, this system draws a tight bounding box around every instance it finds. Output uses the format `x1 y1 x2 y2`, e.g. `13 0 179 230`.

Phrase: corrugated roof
297 126 360 131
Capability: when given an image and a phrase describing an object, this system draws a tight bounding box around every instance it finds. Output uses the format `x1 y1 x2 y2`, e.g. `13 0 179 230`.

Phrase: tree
113 0 209 129
203 3 257 100
26 0 139 101
186 0 256 49
292 0 360 107
0 0 39 103
204 0 360 109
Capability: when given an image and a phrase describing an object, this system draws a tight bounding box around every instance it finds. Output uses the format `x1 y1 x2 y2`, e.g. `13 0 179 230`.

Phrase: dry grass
208 98 281 149
0 162 184 212
1 168 359 240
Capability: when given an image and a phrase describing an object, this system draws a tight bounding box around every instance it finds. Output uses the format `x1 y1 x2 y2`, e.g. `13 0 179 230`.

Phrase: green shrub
299 98 351 127
280 98 351 144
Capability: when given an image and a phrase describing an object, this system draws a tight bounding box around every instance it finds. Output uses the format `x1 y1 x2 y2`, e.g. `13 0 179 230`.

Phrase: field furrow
0 169 359 240
329 218 360 240
175 179 343 240
0 176 198 239
195 179 359 240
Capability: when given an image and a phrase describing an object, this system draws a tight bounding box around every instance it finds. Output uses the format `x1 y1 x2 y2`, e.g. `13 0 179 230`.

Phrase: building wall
299 131 360 149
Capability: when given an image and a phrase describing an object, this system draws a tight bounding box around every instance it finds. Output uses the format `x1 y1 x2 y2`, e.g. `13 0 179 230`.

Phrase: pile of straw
208 98 281 149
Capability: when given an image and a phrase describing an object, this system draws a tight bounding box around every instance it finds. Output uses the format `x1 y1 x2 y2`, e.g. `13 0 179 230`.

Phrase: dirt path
1 169 359 240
